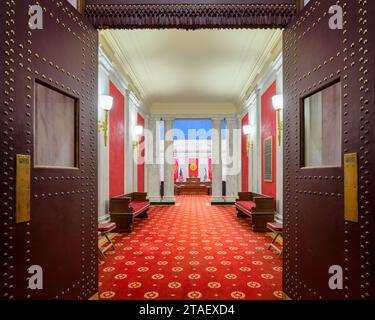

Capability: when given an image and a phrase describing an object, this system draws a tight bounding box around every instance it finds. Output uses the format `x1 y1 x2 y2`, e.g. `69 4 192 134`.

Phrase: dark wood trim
151 202 175 205
296 0 304 13
77 0 86 14
84 3 296 29
211 202 235 206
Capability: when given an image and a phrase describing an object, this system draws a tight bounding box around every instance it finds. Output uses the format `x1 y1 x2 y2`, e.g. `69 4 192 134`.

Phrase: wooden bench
235 192 275 232
109 192 150 233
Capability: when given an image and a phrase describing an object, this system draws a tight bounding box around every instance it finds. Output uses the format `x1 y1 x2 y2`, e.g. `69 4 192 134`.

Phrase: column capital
149 116 161 122
211 116 224 122
161 116 176 121
224 116 237 123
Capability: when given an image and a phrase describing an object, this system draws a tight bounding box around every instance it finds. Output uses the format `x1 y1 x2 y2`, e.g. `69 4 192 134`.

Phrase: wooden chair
267 222 283 258
98 222 117 259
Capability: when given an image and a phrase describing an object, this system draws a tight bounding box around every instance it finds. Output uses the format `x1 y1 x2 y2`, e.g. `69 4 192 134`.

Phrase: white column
163 118 175 203
146 117 161 202
225 117 240 202
248 94 258 193
98 52 111 223
255 87 262 193
211 117 224 203
237 116 242 193
124 90 134 193
144 116 149 193
275 66 283 222
247 110 253 192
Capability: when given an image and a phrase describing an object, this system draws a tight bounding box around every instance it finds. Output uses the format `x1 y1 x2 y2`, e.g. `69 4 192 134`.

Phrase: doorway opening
97 28 285 300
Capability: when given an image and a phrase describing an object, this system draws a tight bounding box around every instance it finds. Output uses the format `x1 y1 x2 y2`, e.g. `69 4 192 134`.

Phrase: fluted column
211 117 224 203
146 117 161 203
124 89 134 193
163 118 175 203
225 117 240 202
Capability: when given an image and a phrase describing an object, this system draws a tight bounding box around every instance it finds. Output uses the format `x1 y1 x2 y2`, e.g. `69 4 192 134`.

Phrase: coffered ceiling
100 29 282 113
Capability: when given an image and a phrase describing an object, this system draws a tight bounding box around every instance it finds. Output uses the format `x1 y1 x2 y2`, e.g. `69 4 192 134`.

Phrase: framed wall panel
34 82 79 169
263 136 273 182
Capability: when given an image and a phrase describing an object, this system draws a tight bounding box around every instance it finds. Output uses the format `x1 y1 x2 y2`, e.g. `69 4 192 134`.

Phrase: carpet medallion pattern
99 196 282 300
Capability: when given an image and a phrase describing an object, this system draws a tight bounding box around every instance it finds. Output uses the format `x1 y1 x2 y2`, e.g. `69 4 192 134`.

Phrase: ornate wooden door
0 0 98 299
283 0 374 299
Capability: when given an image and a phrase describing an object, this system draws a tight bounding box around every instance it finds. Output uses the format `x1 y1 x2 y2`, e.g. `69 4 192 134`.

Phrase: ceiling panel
101 29 282 109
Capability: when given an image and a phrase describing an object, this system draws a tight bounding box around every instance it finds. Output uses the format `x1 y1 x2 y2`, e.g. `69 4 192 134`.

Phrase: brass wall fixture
133 125 144 149
242 124 254 154
98 95 114 147
272 94 283 146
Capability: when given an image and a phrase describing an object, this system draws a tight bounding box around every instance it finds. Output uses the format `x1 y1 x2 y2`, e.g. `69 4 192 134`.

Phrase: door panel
283 0 374 299
1 0 98 299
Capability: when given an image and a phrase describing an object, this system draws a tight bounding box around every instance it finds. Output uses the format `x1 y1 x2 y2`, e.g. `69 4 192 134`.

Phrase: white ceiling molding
98 45 113 76
99 32 145 106
99 45 128 97
129 91 150 119
150 102 236 116
238 50 283 118
257 52 283 96
238 30 282 106
99 40 150 118
101 29 282 114
151 114 236 121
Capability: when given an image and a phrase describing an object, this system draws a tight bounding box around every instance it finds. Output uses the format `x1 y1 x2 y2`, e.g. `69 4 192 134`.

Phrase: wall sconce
98 95 114 147
133 125 144 149
243 125 254 154
272 94 283 146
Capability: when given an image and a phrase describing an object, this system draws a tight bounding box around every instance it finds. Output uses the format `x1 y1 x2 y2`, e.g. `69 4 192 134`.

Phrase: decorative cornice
98 45 113 75
85 4 296 29
148 114 236 121
99 32 146 103
257 51 282 94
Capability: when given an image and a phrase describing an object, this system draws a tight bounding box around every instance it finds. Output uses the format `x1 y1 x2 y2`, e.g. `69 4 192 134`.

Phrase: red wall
137 113 145 192
261 81 277 201
241 114 249 192
109 81 125 198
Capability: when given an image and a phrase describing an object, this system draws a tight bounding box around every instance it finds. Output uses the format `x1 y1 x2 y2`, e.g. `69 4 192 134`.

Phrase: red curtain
189 158 199 177
208 158 213 181
174 159 179 181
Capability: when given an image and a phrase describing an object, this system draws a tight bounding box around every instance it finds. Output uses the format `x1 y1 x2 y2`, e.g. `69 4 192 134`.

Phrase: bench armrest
238 192 253 201
109 196 132 213
253 197 274 213
132 192 148 201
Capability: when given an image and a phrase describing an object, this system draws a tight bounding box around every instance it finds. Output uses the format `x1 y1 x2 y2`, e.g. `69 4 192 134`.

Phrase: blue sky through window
160 119 227 140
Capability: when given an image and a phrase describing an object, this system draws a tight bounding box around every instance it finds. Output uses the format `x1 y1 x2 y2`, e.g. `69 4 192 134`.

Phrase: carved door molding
83 0 296 29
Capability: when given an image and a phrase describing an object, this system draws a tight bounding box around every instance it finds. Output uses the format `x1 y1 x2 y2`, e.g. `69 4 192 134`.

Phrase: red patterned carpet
99 196 282 300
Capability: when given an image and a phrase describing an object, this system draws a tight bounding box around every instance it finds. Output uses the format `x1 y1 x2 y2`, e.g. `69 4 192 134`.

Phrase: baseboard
151 202 175 205
275 214 283 224
98 213 111 223
211 202 234 206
